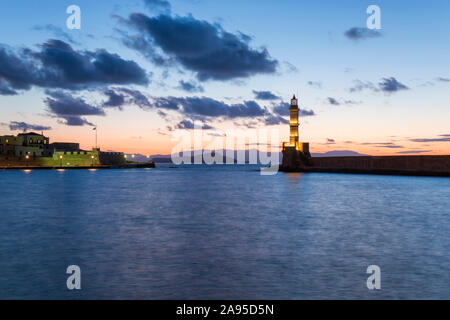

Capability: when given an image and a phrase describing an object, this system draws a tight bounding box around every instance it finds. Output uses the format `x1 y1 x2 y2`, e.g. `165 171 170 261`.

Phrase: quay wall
0 149 126 168
311 155 450 172
281 149 450 176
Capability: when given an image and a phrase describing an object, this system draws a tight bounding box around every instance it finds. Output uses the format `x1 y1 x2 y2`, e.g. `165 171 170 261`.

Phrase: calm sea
0 165 449 299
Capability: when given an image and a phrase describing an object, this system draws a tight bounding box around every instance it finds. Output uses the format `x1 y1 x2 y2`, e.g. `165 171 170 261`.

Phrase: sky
0 0 449 156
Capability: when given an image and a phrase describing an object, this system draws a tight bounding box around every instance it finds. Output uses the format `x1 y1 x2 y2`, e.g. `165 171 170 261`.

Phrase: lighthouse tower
289 95 299 148
282 94 309 156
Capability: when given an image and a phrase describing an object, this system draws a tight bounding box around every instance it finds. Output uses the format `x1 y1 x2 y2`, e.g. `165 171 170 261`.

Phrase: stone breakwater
281 150 450 177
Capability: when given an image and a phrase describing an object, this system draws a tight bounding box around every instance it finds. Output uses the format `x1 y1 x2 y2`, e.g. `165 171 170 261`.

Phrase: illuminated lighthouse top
290 95 298 108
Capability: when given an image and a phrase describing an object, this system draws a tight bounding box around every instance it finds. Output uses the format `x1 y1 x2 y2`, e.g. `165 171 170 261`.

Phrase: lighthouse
282 94 310 156
289 95 299 148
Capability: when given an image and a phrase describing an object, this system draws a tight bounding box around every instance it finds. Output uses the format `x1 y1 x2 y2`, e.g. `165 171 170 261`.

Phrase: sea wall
0 149 126 168
311 155 450 172
281 151 450 176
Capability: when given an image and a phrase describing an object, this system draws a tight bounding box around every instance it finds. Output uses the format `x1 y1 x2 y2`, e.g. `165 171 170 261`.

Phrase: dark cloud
9 121 52 132
349 80 377 93
152 96 268 119
177 80 204 93
120 13 278 81
410 135 450 143
32 24 79 45
173 120 214 130
327 97 340 105
253 90 280 100
379 77 409 93
264 114 289 126
344 27 382 40
44 90 104 126
360 142 404 149
437 77 450 82
326 138 335 144
272 102 316 117
397 150 432 154
349 77 408 94
103 89 126 109
0 80 18 95
378 145 404 149
102 87 152 110
0 40 149 95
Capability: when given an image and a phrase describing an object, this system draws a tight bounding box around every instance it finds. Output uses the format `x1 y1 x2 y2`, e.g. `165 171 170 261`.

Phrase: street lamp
25 154 29 167
59 155 63 167
91 155 95 167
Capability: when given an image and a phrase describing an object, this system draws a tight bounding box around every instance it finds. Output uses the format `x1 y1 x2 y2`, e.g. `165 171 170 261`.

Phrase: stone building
0 132 126 167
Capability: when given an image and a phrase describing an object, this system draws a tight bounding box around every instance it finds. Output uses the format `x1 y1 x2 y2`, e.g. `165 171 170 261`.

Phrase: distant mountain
129 149 369 164
311 150 369 157
149 149 282 164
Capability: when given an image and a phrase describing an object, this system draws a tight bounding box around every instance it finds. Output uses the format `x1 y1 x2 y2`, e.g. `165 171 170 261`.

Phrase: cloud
437 77 450 82
378 77 409 93
272 102 316 117
0 40 149 95
32 24 79 45
101 87 153 110
264 114 289 126
349 80 377 93
8 121 52 131
327 97 340 105
120 13 278 81
349 77 408 94
397 150 432 154
103 89 126 109
143 0 171 14
410 135 450 143
326 138 335 144
44 90 104 126
361 142 403 148
173 120 214 130
177 80 204 93
378 145 404 149
307 81 322 89
253 90 280 100
327 97 360 106
152 96 268 119
344 27 382 40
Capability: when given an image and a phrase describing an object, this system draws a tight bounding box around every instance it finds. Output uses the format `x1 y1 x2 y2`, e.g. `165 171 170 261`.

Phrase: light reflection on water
0 165 449 299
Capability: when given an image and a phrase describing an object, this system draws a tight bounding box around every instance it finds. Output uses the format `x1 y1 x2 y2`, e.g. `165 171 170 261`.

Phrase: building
282 95 310 156
0 132 126 167
0 132 50 157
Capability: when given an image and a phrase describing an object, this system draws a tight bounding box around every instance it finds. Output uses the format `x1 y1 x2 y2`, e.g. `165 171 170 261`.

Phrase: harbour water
0 165 449 299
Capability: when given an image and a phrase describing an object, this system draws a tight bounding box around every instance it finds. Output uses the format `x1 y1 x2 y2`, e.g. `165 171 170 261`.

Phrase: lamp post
91 155 95 167
25 154 29 167
59 155 63 168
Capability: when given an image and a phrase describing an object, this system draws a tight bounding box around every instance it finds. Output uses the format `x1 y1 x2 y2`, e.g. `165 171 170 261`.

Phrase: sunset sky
0 0 449 156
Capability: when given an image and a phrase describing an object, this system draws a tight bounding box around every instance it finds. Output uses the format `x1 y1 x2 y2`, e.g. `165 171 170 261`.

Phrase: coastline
0 162 155 171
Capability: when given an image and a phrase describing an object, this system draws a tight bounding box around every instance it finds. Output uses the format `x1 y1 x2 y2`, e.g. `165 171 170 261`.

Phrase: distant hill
127 149 369 164
311 150 369 157
148 149 282 164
